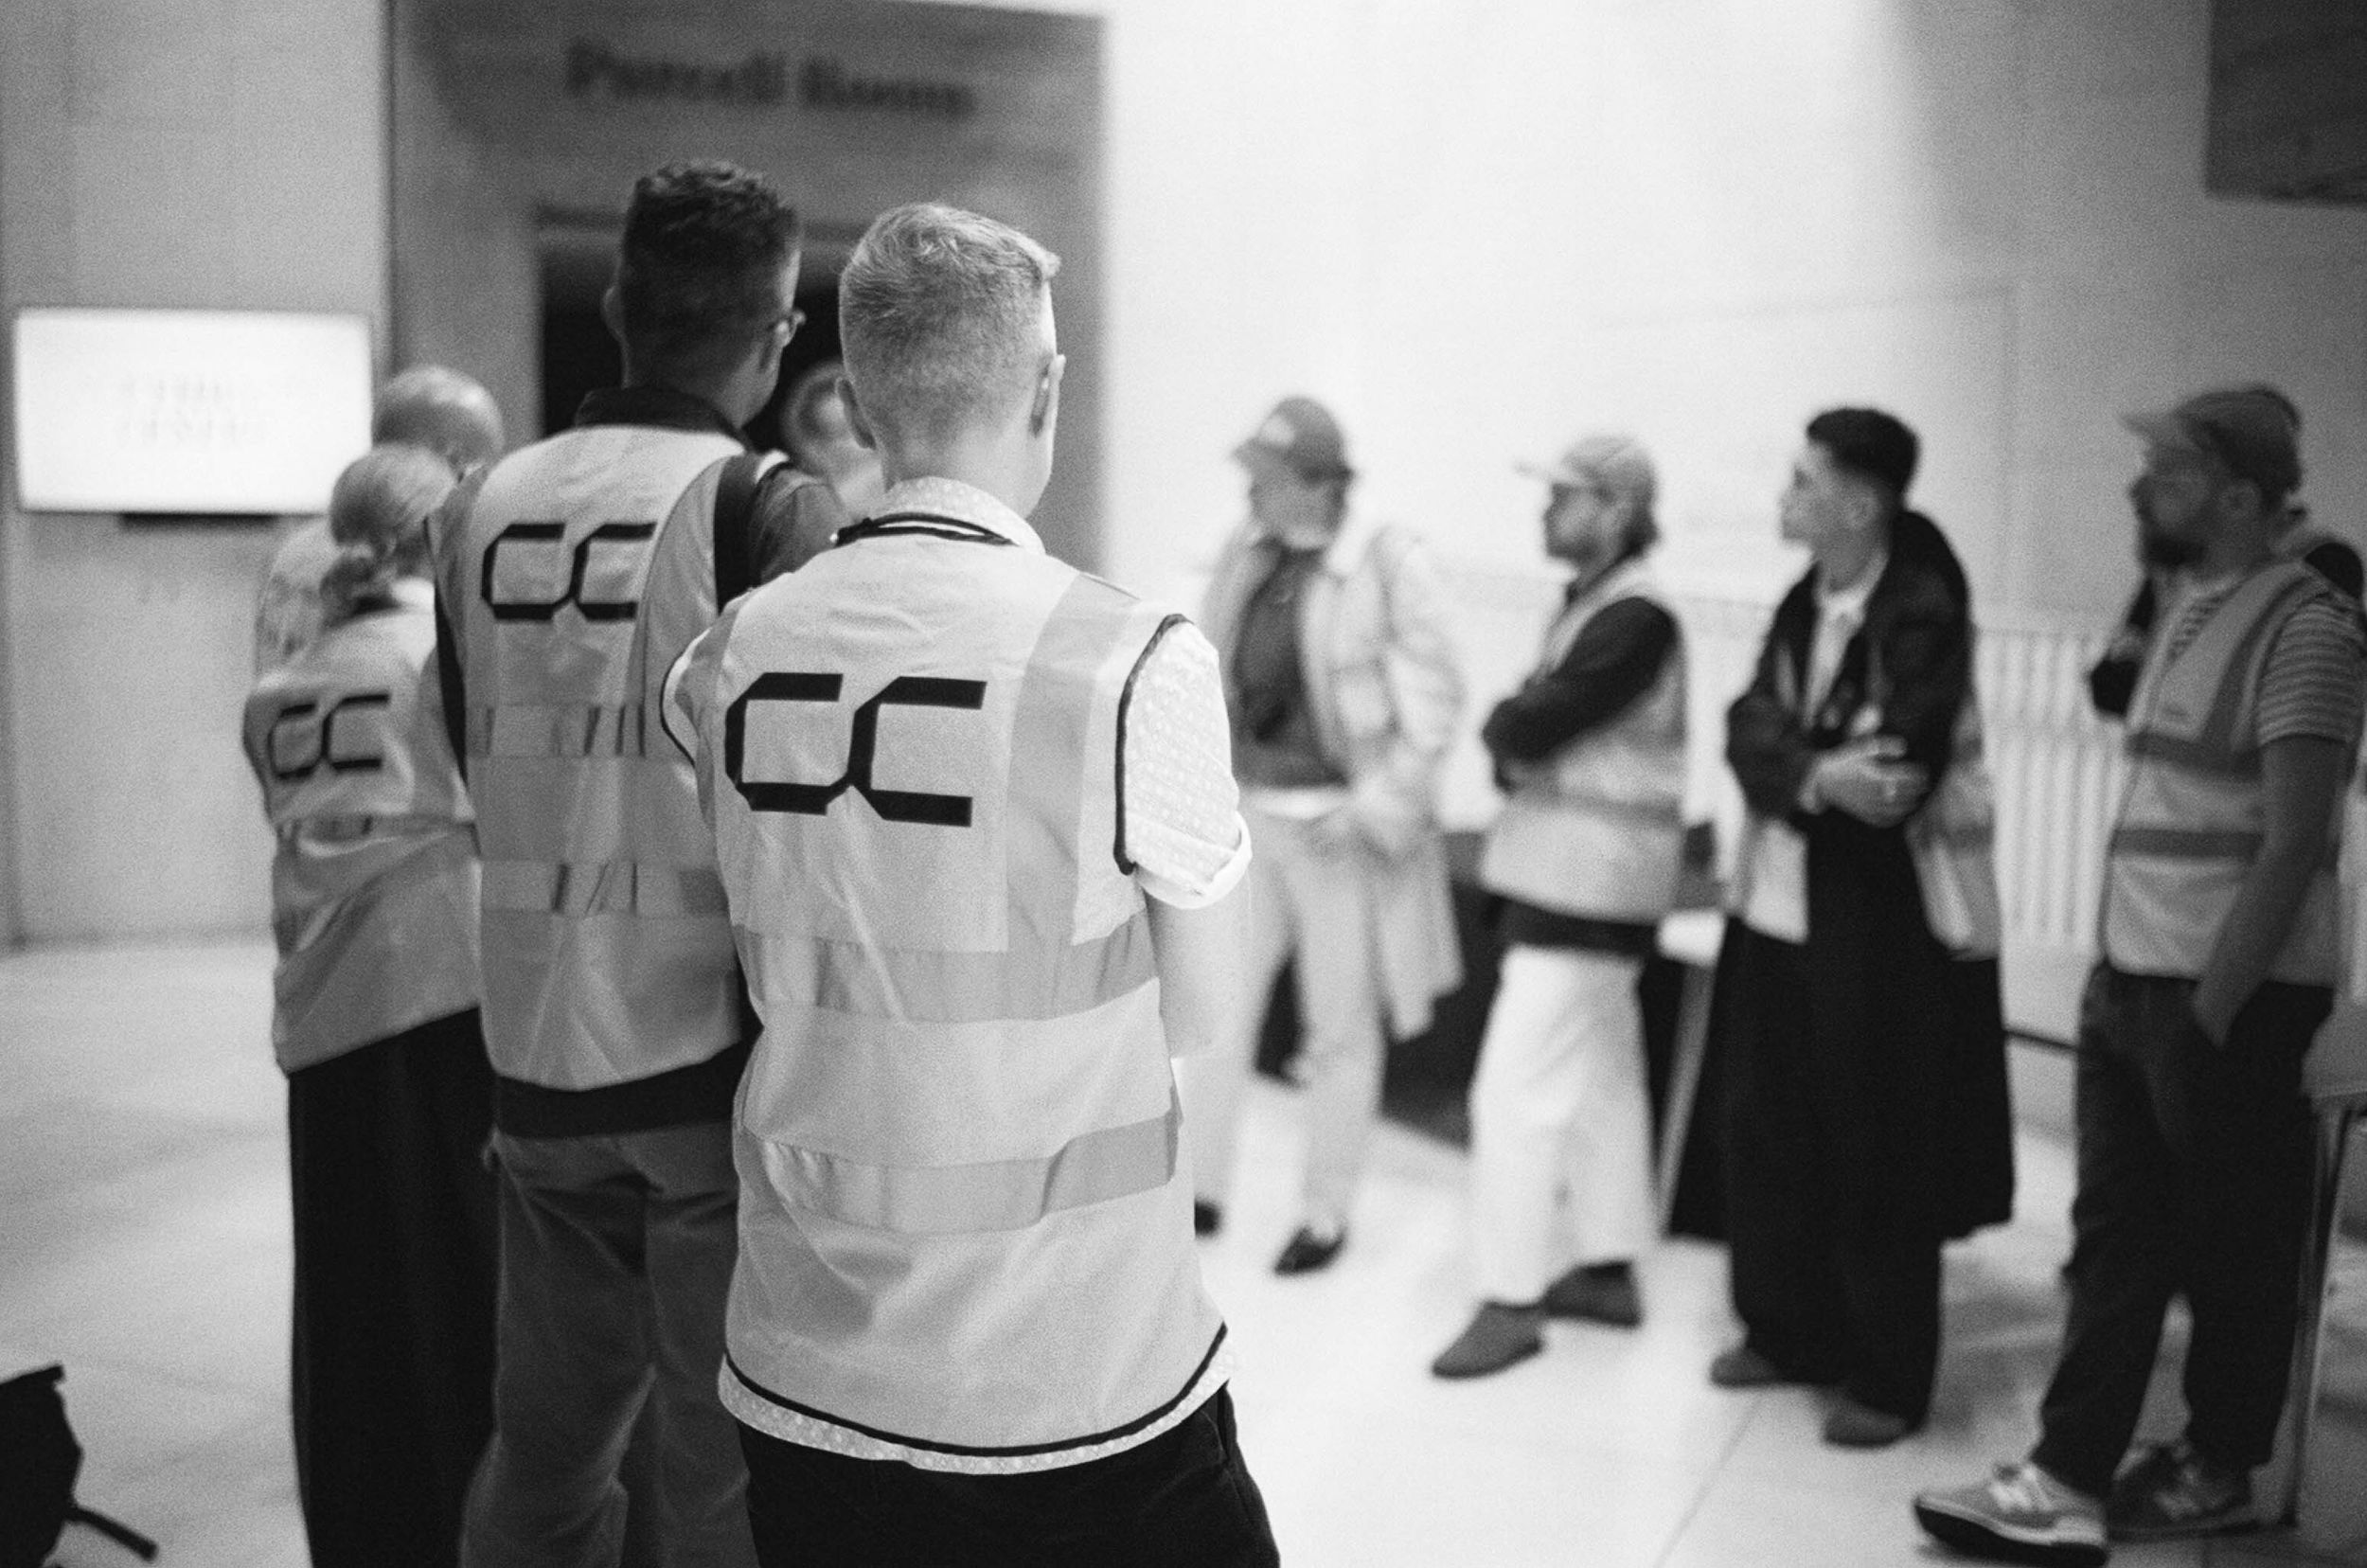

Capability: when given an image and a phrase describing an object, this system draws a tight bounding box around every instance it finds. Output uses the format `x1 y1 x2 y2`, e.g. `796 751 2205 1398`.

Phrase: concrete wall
0 0 386 944
8 0 2367 943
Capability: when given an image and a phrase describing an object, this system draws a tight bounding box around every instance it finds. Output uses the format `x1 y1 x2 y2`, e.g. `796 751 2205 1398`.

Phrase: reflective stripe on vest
759 1093 1182 1236
687 533 1226 1465
241 597 481 1073
1479 561 1687 921
2102 560 2344 983
441 427 747 1088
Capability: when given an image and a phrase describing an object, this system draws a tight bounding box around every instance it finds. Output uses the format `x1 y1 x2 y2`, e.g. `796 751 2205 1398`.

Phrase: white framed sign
11 308 373 515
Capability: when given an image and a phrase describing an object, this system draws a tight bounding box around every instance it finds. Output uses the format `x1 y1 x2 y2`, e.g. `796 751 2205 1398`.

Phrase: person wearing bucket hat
1183 395 1466 1276
2087 384 2360 719
1712 406 2016 1452
1916 387 2366 1563
1430 434 1685 1379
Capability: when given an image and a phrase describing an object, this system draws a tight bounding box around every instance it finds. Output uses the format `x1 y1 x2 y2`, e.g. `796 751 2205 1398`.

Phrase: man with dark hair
436 159 841 1568
666 201 1277 1566
1916 387 2365 1564
1710 405 2015 1448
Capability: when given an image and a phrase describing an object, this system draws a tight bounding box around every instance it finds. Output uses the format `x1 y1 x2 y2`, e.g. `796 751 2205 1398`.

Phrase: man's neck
620 365 745 428
878 428 1037 517
2194 524 2276 581
1814 527 1885 597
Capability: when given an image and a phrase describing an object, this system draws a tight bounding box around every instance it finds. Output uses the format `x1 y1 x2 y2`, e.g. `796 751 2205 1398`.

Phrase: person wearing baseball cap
1714 406 2015 1451
1429 434 1686 1379
1916 386 2366 1562
1181 396 1466 1275
2088 384 2361 718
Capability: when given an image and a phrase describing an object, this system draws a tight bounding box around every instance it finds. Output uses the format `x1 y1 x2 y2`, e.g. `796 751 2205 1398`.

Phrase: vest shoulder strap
712 452 773 612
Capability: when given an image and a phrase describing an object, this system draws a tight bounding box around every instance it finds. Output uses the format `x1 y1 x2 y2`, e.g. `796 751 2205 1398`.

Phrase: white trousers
1468 944 1658 1302
1178 807 1387 1231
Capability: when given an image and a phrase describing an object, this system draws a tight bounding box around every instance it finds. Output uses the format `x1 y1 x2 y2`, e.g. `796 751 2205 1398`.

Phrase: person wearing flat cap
2087 384 2361 719
1183 396 1466 1275
1429 434 1687 1380
1917 386 2367 1564
1711 406 2016 1451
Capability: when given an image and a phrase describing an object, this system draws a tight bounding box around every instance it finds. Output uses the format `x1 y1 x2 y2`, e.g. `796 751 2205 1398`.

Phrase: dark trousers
2031 965 2323 1497
739 1389 1280 1568
287 1007 498 1568
1721 927 1944 1421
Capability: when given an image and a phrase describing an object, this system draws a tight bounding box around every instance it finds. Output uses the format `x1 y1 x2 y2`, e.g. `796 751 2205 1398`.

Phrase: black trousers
1720 926 1944 1421
288 1007 498 1568
739 1388 1280 1568
2031 966 2323 1497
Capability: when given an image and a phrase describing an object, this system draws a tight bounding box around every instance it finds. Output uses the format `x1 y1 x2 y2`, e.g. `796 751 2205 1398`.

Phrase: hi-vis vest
1480 560 1687 922
438 425 774 1089
2102 558 2347 985
669 520 1225 1470
241 582 481 1074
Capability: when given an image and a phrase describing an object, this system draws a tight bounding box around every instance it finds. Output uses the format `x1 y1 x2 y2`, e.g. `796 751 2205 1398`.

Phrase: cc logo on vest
479 521 657 622
725 672 984 826
267 693 392 781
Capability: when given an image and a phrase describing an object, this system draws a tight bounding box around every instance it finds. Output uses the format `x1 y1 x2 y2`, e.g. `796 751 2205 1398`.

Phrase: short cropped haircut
615 161 800 370
838 203 1060 440
1806 406 1919 505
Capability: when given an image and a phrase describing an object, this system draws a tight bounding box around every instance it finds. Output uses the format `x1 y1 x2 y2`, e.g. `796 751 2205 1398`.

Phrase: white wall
0 0 385 942
1076 0 2367 624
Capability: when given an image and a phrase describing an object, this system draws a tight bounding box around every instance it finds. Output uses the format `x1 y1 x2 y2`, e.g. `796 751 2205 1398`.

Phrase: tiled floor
1 940 2355 1566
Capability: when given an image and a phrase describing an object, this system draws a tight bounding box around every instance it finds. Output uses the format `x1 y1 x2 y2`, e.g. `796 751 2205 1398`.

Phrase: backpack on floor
0 1364 159 1567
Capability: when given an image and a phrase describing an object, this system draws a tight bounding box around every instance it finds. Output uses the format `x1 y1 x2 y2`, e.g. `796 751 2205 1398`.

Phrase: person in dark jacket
1707 407 2016 1449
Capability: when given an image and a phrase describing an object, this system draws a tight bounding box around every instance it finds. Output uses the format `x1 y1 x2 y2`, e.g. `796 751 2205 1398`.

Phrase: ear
1029 354 1066 437
840 379 880 453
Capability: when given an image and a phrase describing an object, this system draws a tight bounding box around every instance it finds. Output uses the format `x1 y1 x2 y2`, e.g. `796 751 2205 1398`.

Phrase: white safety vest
241 582 481 1073
1480 560 1688 922
670 516 1226 1470
436 423 762 1090
2102 558 2346 985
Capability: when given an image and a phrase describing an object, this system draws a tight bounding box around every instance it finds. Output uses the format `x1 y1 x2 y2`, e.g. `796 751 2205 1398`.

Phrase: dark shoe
1272 1225 1345 1275
1541 1262 1641 1327
1193 1200 1222 1237
1708 1344 1832 1389
1821 1396 1919 1449
1430 1303 1545 1380
1913 1462 2107 1567
2106 1438 2256 1541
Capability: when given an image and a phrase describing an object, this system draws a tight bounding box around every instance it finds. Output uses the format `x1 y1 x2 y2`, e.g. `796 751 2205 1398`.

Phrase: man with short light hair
666 201 1279 1566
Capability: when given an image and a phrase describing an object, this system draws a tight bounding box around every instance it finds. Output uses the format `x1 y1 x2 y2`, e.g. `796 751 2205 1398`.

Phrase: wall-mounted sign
564 37 977 118
10 309 373 515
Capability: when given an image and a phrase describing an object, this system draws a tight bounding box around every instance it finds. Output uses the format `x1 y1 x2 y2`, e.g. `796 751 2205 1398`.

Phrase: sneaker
1913 1462 2107 1567
1541 1263 1641 1327
1272 1224 1345 1275
1430 1303 1545 1380
2106 1439 2256 1541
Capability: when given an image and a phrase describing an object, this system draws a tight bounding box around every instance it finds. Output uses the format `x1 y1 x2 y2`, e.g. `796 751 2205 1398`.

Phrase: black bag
0 1364 158 1567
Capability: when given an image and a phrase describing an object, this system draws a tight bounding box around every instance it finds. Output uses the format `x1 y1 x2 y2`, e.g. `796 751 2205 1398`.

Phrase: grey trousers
460 1122 756 1568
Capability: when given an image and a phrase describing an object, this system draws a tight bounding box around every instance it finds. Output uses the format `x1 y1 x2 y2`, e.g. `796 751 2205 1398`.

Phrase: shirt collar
873 476 1046 554
573 385 750 446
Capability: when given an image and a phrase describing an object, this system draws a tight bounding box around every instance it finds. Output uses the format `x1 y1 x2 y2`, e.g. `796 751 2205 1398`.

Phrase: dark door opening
538 235 841 449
